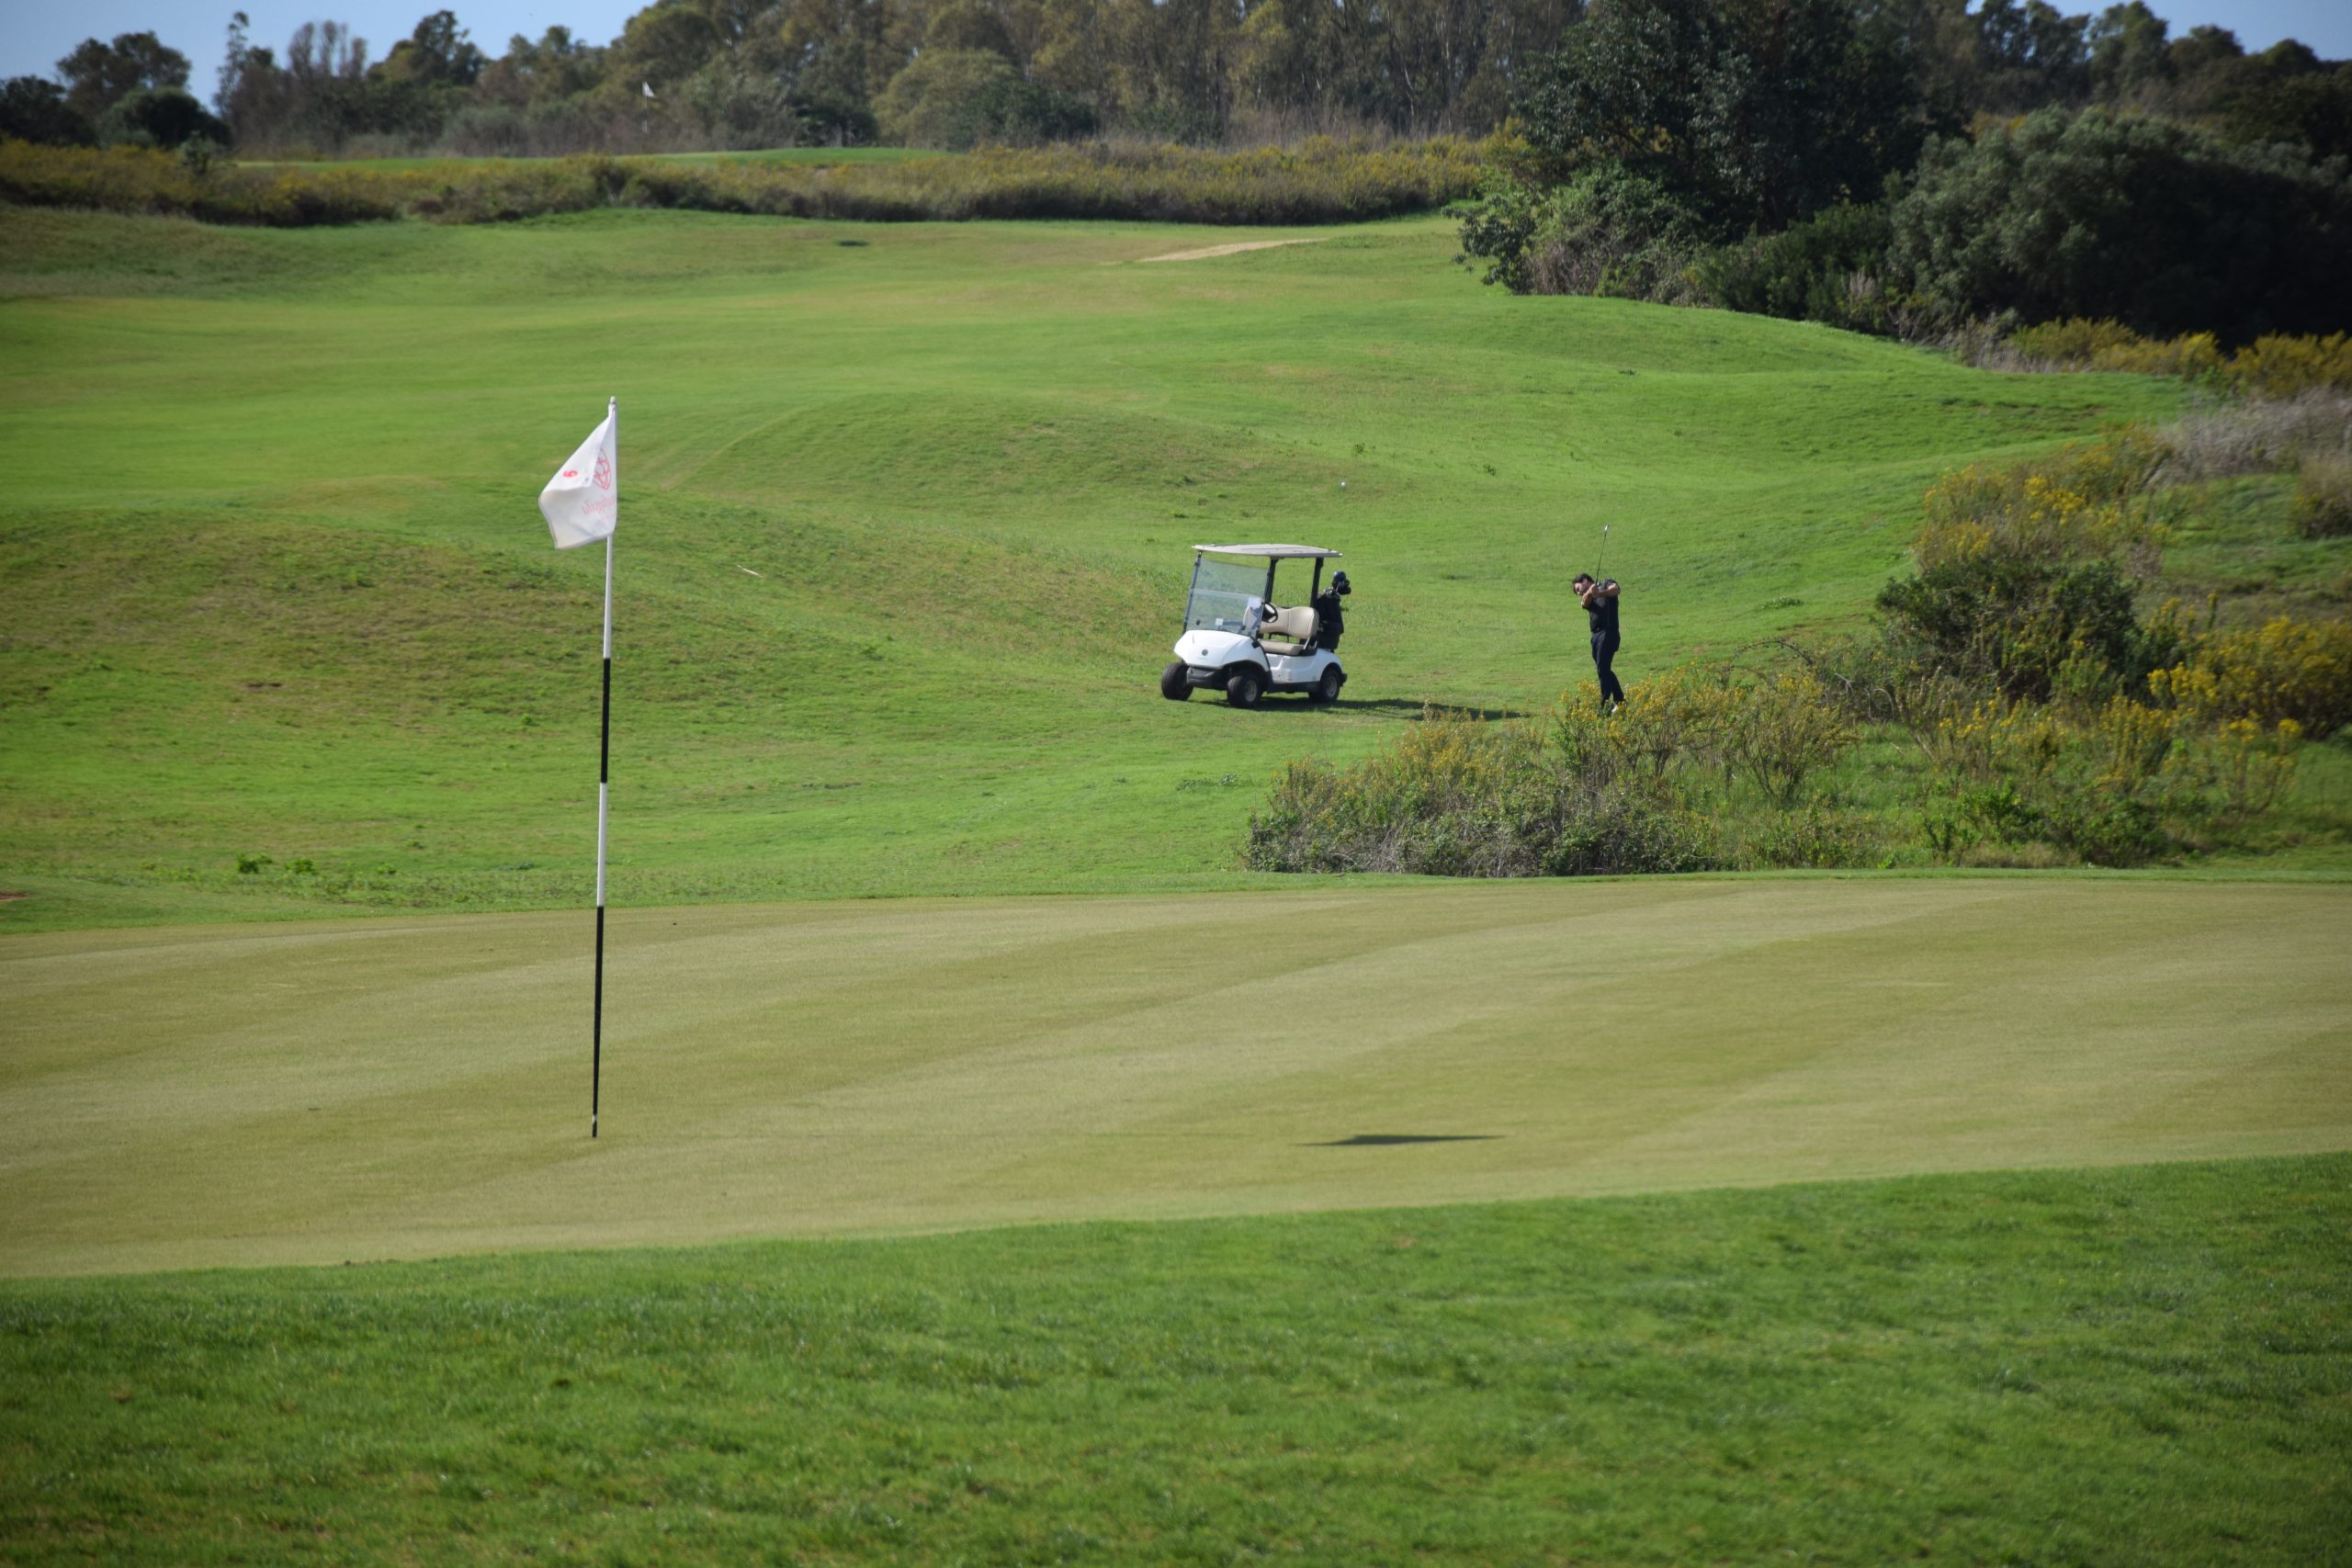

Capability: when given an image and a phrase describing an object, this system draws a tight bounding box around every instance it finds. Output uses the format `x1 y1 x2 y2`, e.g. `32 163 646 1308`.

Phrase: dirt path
1135 237 1331 264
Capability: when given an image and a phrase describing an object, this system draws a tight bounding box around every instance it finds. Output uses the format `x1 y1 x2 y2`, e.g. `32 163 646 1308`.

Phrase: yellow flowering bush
1998 320 2352 396
2148 616 2352 739
1912 429 2169 577
2225 333 2352 400
1917 693 2301 865
2007 319 2225 380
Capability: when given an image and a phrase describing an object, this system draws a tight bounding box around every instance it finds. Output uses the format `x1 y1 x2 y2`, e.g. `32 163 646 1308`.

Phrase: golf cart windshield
1184 555 1272 635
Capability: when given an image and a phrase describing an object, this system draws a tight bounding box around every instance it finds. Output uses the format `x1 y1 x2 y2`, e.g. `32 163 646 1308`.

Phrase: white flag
538 408 616 549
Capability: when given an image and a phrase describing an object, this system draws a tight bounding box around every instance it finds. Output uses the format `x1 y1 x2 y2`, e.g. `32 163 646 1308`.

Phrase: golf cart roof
1191 543 1342 558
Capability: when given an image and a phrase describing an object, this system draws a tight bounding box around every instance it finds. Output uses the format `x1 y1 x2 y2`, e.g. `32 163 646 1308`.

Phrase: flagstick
592 396 616 1139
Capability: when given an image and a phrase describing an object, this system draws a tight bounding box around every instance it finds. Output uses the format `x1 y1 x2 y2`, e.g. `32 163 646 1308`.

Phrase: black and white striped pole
537 395 621 1140
591 431 613 1139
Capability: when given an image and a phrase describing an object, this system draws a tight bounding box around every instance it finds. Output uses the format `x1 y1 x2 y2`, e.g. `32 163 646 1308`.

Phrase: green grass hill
1 207 2174 931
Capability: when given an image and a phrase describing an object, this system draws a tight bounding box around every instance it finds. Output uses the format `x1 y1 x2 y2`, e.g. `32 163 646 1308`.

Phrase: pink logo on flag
562 468 579 479
593 448 613 491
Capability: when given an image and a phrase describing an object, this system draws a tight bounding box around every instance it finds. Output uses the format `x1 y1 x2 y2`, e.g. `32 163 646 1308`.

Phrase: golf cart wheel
1159 661 1192 701
1225 669 1264 708
1309 667 1342 705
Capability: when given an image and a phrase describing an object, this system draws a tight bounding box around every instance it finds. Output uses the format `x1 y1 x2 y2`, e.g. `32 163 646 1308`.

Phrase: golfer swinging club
1573 570 1624 711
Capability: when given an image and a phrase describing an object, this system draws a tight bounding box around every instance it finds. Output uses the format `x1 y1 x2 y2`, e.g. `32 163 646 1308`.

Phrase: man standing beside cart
1310 570 1350 653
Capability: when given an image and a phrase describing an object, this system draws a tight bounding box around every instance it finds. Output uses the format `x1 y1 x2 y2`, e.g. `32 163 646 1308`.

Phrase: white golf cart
1160 543 1347 707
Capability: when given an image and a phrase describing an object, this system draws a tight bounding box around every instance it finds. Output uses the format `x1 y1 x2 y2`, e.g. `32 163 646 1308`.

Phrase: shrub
1694 200 1895 332
2004 318 2225 379
1458 159 1711 300
1721 667 1857 806
1741 801 1871 869
1245 704 1725 877
1879 559 2160 705
1521 162 1711 302
1247 667 1866 878
2290 454 2352 538
2148 616 2352 739
2158 388 2352 481
1911 430 2170 576
1452 170 1547 292
2227 333 2352 400
1917 695 2301 866
1984 323 2352 402
1871 432 2182 700
1783 628 1981 744
1880 432 2181 702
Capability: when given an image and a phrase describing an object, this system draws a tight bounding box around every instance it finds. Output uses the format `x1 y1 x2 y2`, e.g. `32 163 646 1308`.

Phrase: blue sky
2 0 2346 101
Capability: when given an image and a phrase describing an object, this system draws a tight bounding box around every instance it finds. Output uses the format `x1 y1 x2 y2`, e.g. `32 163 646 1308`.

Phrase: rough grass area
0 139 1484 228
2 1155 2344 1564
0 206 2187 931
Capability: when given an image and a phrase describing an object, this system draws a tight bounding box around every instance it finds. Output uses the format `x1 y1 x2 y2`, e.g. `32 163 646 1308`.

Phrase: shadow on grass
1308 1134 1500 1146
1240 697 1530 720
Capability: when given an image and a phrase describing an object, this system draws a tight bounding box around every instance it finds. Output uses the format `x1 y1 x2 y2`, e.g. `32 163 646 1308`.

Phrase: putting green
5 877 2344 1276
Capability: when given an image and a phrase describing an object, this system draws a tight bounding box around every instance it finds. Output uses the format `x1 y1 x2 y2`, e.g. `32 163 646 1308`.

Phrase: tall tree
1518 0 1938 231
379 11 488 87
55 31 189 124
1887 106 2352 340
0 76 96 146
613 0 725 89
2086 1 2168 107
1972 0 2087 112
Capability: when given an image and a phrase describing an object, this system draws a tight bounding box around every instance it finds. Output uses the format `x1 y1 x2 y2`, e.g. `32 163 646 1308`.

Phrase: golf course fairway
1 208 2190 930
6 876 2343 1277
4 183 2349 1566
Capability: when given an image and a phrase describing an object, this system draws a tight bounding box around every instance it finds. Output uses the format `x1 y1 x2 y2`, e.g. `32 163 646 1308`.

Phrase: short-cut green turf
2 1154 2344 1564
6 877 2344 1277
0 206 2186 931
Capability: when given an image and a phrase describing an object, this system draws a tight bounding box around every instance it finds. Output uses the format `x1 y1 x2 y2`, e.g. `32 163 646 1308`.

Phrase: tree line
1454 0 2350 342
3 0 2342 158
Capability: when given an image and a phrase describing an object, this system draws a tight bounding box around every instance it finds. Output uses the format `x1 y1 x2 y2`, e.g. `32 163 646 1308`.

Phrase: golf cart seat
1258 604 1317 652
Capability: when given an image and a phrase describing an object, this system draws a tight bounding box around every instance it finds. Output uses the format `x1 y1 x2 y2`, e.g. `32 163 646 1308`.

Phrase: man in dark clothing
1311 570 1350 652
1573 572 1623 709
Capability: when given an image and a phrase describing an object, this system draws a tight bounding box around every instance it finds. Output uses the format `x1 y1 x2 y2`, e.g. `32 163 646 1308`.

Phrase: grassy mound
0 206 2179 930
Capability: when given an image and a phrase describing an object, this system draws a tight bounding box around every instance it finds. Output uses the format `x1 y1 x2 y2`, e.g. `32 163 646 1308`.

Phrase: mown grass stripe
4 879 2343 1277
